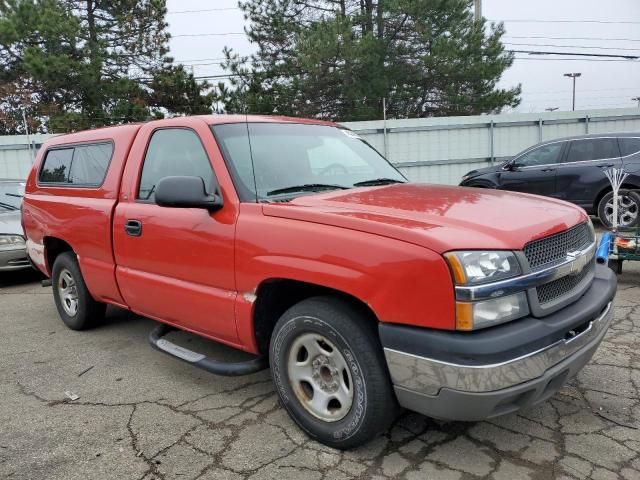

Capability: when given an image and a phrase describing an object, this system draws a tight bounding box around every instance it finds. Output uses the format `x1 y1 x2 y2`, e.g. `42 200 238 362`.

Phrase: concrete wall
2 108 640 184
0 134 55 179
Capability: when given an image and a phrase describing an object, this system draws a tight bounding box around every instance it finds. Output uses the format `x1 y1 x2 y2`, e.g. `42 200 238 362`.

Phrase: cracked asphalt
1 262 640 480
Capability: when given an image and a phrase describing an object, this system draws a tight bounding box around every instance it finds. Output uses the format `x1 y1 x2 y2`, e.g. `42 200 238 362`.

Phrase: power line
491 19 640 25
513 56 637 62
504 42 640 53
169 8 240 14
172 32 245 38
509 49 639 60
505 35 640 43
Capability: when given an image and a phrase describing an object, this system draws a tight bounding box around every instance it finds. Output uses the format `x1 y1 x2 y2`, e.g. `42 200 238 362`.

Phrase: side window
138 129 214 201
565 138 619 163
68 143 113 185
39 148 74 183
620 138 640 157
514 143 563 168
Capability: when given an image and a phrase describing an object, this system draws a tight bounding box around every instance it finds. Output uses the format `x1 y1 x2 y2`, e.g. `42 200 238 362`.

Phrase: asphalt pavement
1 263 640 480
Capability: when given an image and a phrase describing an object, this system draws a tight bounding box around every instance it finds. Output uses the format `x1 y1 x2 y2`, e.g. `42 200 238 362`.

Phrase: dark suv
460 133 640 227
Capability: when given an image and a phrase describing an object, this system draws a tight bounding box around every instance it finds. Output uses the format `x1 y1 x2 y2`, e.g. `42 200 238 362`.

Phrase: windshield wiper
267 184 349 197
5 193 23 199
0 201 18 211
353 178 405 187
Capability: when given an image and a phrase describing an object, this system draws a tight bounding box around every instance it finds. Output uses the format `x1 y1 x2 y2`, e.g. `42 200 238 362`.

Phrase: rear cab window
39 142 114 186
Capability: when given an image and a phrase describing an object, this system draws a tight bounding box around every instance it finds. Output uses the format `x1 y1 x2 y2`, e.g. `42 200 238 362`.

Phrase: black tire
608 258 623 275
269 296 398 449
597 190 640 229
51 252 106 330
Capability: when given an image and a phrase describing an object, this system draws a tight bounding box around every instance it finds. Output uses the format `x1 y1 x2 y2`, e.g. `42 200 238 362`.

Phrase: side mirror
155 176 223 211
503 161 516 171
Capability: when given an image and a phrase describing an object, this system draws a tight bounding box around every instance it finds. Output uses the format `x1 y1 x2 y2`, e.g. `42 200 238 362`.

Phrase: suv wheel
269 296 397 449
52 252 106 330
597 190 640 229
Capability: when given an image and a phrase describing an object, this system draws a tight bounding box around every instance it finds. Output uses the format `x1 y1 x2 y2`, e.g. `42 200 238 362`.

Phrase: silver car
0 179 30 271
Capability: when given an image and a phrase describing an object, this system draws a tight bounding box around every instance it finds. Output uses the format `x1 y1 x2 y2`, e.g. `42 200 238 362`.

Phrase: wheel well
252 279 378 355
594 183 640 212
44 237 73 273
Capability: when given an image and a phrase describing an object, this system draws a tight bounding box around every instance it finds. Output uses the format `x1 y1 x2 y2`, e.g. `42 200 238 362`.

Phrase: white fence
344 108 640 184
2 108 640 184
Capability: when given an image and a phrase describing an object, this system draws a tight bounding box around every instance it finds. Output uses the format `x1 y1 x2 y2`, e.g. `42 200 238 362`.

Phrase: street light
564 73 582 111
633 97 640 108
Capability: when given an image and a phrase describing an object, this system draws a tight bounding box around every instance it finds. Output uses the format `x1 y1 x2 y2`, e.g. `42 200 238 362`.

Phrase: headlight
0 234 26 248
444 250 521 285
455 292 529 331
461 175 470 183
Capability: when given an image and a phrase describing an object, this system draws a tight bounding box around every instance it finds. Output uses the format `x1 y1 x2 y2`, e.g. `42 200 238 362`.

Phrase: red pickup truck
23 115 616 448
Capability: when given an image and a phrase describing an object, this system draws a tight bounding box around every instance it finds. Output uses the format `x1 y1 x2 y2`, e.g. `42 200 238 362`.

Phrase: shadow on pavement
0 268 45 288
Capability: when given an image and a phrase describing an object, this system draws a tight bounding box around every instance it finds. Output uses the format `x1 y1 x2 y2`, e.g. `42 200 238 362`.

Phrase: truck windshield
0 182 25 211
212 123 406 201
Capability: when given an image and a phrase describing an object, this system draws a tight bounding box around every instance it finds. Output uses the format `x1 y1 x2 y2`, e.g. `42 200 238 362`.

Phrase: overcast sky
165 0 640 114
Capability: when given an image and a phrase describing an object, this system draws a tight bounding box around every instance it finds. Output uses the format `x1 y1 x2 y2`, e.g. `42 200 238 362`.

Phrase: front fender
234 206 456 350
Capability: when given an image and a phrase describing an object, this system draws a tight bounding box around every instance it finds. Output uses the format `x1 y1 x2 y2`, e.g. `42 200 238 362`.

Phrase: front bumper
381 264 616 421
0 247 31 271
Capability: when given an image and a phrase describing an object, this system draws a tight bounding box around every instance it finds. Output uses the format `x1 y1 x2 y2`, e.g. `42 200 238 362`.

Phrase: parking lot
1 262 639 480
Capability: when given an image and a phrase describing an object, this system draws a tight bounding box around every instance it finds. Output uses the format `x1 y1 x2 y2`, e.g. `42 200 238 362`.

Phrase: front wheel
269 297 398 449
52 252 106 330
597 190 640 229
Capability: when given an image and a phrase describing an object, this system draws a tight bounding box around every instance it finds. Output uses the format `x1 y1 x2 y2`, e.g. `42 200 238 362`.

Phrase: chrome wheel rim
58 269 78 316
605 194 639 227
287 333 353 422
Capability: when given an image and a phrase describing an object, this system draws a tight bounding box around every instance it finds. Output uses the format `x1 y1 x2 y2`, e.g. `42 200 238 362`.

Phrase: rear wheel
597 190 640 229
52 252 106 330
269 296 397 449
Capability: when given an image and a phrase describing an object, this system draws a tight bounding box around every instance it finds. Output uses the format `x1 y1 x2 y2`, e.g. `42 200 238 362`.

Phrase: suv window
138 128 214 201
566 138 619 163
514 143 563 168
620 137 640 157
39 143 113 186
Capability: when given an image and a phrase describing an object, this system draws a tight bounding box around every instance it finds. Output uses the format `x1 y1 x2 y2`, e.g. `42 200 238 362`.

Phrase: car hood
463 164 504 179
262 183 587 253
0 210 23 236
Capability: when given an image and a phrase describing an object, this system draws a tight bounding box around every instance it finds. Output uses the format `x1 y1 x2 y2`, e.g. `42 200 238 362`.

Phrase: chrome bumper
384 302 613 396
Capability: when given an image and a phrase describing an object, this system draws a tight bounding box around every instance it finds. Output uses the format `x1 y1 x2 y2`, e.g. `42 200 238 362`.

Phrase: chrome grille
524 223 592 271
536 263 592 305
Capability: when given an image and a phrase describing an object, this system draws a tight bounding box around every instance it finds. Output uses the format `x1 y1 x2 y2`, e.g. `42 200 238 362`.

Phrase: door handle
125 219 142 237
541 168 556 172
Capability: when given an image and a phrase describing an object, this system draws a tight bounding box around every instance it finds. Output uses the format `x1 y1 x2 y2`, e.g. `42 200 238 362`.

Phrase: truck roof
43 114 337 148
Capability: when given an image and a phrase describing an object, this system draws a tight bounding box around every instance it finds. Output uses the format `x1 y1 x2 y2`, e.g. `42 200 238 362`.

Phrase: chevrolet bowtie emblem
566 250 587 275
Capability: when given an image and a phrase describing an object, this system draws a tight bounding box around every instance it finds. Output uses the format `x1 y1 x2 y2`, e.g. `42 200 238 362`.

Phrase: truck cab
23 115 617 449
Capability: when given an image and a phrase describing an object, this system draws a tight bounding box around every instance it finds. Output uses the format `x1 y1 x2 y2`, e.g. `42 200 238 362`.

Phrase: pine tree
221 0 520 120
0 0 213 133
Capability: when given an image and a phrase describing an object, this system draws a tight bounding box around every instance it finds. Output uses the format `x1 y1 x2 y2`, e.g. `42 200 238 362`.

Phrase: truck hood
262 183 587 253
0 210 23 236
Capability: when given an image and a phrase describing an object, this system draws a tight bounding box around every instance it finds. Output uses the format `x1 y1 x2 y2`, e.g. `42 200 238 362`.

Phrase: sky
165 0 640 114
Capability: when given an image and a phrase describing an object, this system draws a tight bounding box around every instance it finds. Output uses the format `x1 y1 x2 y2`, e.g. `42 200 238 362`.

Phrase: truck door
113 119 240 346
499 141 565 197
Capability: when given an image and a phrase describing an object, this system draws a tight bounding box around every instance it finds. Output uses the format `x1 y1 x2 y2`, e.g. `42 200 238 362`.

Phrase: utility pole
564 73 581 111
633 97 640 108
545 107 559 112
21 107 34 162
474 0 482 22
